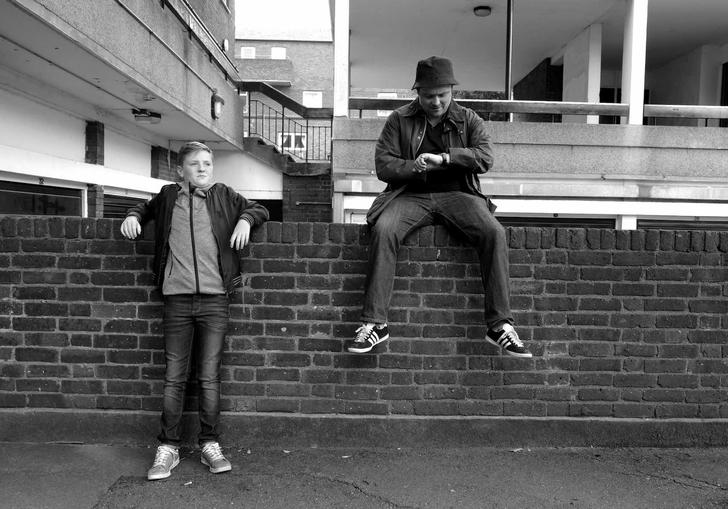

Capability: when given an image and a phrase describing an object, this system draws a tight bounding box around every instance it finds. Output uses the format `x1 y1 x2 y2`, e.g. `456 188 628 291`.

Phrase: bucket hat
411 56 459 89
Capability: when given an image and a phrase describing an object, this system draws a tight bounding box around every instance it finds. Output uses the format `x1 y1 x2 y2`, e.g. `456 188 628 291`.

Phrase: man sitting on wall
346 56 531 358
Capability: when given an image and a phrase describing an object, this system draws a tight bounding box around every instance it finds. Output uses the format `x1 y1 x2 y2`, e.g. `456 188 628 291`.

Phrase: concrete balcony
238 58 295 86
332 117 728 226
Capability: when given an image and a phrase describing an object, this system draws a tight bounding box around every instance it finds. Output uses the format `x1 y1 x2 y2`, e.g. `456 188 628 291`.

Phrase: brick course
1 217 727 421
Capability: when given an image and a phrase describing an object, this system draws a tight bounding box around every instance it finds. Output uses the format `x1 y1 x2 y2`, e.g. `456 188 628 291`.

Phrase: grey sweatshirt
162 183 225 295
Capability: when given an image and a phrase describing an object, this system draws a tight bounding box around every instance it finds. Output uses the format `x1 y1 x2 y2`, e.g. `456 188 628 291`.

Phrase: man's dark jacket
126 183 269 294
367 98 496 225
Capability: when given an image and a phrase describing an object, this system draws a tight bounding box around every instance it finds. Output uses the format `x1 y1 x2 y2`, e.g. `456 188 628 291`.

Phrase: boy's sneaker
201 441 232 474
346 323 389 353
147 444 180 481
486 323 532 358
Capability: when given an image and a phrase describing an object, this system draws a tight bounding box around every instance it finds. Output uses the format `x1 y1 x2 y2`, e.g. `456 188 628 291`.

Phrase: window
239 91 248 114
0 180 82 216
277 132 306 154
302 91 323 108
240 46 255 59
270 47 287 60
377 92 398 117
103 195 145 219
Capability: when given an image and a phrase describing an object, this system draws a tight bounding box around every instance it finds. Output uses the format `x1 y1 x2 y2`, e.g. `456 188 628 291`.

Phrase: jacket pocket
366 190 394 225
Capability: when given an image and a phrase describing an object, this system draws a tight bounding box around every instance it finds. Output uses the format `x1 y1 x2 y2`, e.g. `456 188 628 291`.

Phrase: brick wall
1 217 727 421
283 173 332 223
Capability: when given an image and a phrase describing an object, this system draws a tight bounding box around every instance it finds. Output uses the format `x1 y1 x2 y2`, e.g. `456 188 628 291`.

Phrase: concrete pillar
84 121 104 165
621 0 648 125
87 184 104 218
616 215 637 230
333 0 350 117
151 146 178 182
562 24 602 124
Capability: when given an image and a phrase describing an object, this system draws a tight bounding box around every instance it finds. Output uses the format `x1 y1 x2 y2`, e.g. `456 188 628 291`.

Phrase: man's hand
414 153 445 173
120 216 141 239
230 219 251 250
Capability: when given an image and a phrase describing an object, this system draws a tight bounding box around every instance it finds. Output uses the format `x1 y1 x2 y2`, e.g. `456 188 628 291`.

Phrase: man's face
417 85 452 121
177 149 214 188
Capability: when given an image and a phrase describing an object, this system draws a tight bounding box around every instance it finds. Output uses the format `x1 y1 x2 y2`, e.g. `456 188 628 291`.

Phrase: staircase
239 82 334 222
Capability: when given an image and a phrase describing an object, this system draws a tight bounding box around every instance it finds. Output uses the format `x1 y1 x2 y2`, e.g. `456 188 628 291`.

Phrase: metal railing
246 99 332 162
349 97 728 123
239 81 333 163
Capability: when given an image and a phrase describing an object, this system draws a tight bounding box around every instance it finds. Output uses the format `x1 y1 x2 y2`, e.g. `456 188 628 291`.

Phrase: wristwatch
440 152 450 166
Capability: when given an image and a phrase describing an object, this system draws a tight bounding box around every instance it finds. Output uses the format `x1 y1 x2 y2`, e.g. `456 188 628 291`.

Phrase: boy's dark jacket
126 182 269 294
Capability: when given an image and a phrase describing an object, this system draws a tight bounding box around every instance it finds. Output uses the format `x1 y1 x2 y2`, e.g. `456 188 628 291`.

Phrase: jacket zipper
414 120 425 155
206 195 227 294
189 191 200 293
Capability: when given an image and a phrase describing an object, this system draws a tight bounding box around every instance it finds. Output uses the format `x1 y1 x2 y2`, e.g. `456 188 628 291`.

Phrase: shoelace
501 326 524 348
354 324 375 343
202 442 225 461
152 447 175 467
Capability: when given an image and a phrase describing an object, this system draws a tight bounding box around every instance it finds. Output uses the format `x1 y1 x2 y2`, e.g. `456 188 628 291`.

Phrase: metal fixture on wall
132 108 161 124
211 91 225 119
473 5 491 17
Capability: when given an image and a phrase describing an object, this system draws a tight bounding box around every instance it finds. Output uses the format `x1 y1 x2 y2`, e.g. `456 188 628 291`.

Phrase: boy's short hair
177 141 213 166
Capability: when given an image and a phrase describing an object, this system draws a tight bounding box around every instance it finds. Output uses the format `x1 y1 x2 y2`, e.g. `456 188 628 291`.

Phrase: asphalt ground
2 442 728 509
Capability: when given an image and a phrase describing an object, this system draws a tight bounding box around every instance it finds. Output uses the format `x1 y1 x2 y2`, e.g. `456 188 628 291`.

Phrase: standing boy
121 141 269 480
347 56 531 358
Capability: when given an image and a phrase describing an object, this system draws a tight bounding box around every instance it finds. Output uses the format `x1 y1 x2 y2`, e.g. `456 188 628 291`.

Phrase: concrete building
234 0 334 222
3 0 728 227
329 0 728 227
0 0 280 218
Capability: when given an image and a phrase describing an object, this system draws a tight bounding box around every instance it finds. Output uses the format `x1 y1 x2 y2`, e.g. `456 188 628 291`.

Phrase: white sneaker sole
147 457 180 481
347 334 389 353
485 337 532 358
201 457 232 474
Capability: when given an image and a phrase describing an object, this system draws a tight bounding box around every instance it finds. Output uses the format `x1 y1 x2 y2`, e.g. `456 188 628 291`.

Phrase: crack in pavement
590 457 727 493
303 472 420 509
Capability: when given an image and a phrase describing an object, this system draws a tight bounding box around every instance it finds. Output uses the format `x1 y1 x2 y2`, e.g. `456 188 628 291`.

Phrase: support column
85 121 104 218
562 24 602 124
85 121 104 165
621 0 648 125
333 0 350 117
616 215 637 230
151 146 178 181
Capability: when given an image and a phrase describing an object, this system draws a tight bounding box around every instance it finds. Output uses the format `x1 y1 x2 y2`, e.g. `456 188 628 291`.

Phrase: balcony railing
246 99 332 162
239 81 332 163
348 97 728 124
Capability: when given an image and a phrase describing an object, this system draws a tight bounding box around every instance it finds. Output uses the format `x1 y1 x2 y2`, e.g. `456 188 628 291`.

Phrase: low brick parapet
1 217 727 443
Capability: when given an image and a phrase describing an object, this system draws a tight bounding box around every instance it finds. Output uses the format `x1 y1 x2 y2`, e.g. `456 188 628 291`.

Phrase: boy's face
177 149 214 188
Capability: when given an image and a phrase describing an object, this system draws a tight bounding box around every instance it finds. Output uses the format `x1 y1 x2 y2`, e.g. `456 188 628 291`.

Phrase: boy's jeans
158 294 229 446
361 191 513 329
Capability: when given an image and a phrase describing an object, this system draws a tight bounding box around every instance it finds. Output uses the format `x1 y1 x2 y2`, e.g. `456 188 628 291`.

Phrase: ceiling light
132 108 161 124
473 5 492 17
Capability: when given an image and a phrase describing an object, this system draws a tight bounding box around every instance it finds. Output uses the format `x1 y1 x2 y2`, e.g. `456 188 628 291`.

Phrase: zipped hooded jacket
126 182 269 294
367 98 496 225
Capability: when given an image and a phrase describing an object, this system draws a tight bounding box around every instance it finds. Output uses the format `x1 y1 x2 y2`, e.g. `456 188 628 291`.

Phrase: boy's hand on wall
230 219 251 250
120 216 141 239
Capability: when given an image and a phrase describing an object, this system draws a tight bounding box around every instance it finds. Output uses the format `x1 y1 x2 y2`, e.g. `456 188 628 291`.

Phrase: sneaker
201 441 232 474
346 323 389 353
147 444 180 481
486 323 532 358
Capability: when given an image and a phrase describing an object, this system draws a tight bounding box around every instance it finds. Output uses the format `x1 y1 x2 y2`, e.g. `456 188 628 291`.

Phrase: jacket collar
176 181 214 198
398 98 466 123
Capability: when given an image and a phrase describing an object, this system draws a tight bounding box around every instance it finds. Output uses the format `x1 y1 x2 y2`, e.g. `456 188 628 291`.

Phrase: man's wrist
440 152 450 166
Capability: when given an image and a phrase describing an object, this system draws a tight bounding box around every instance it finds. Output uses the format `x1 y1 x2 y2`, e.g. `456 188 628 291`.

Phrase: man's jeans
361 191 513 329
158 294 229 446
